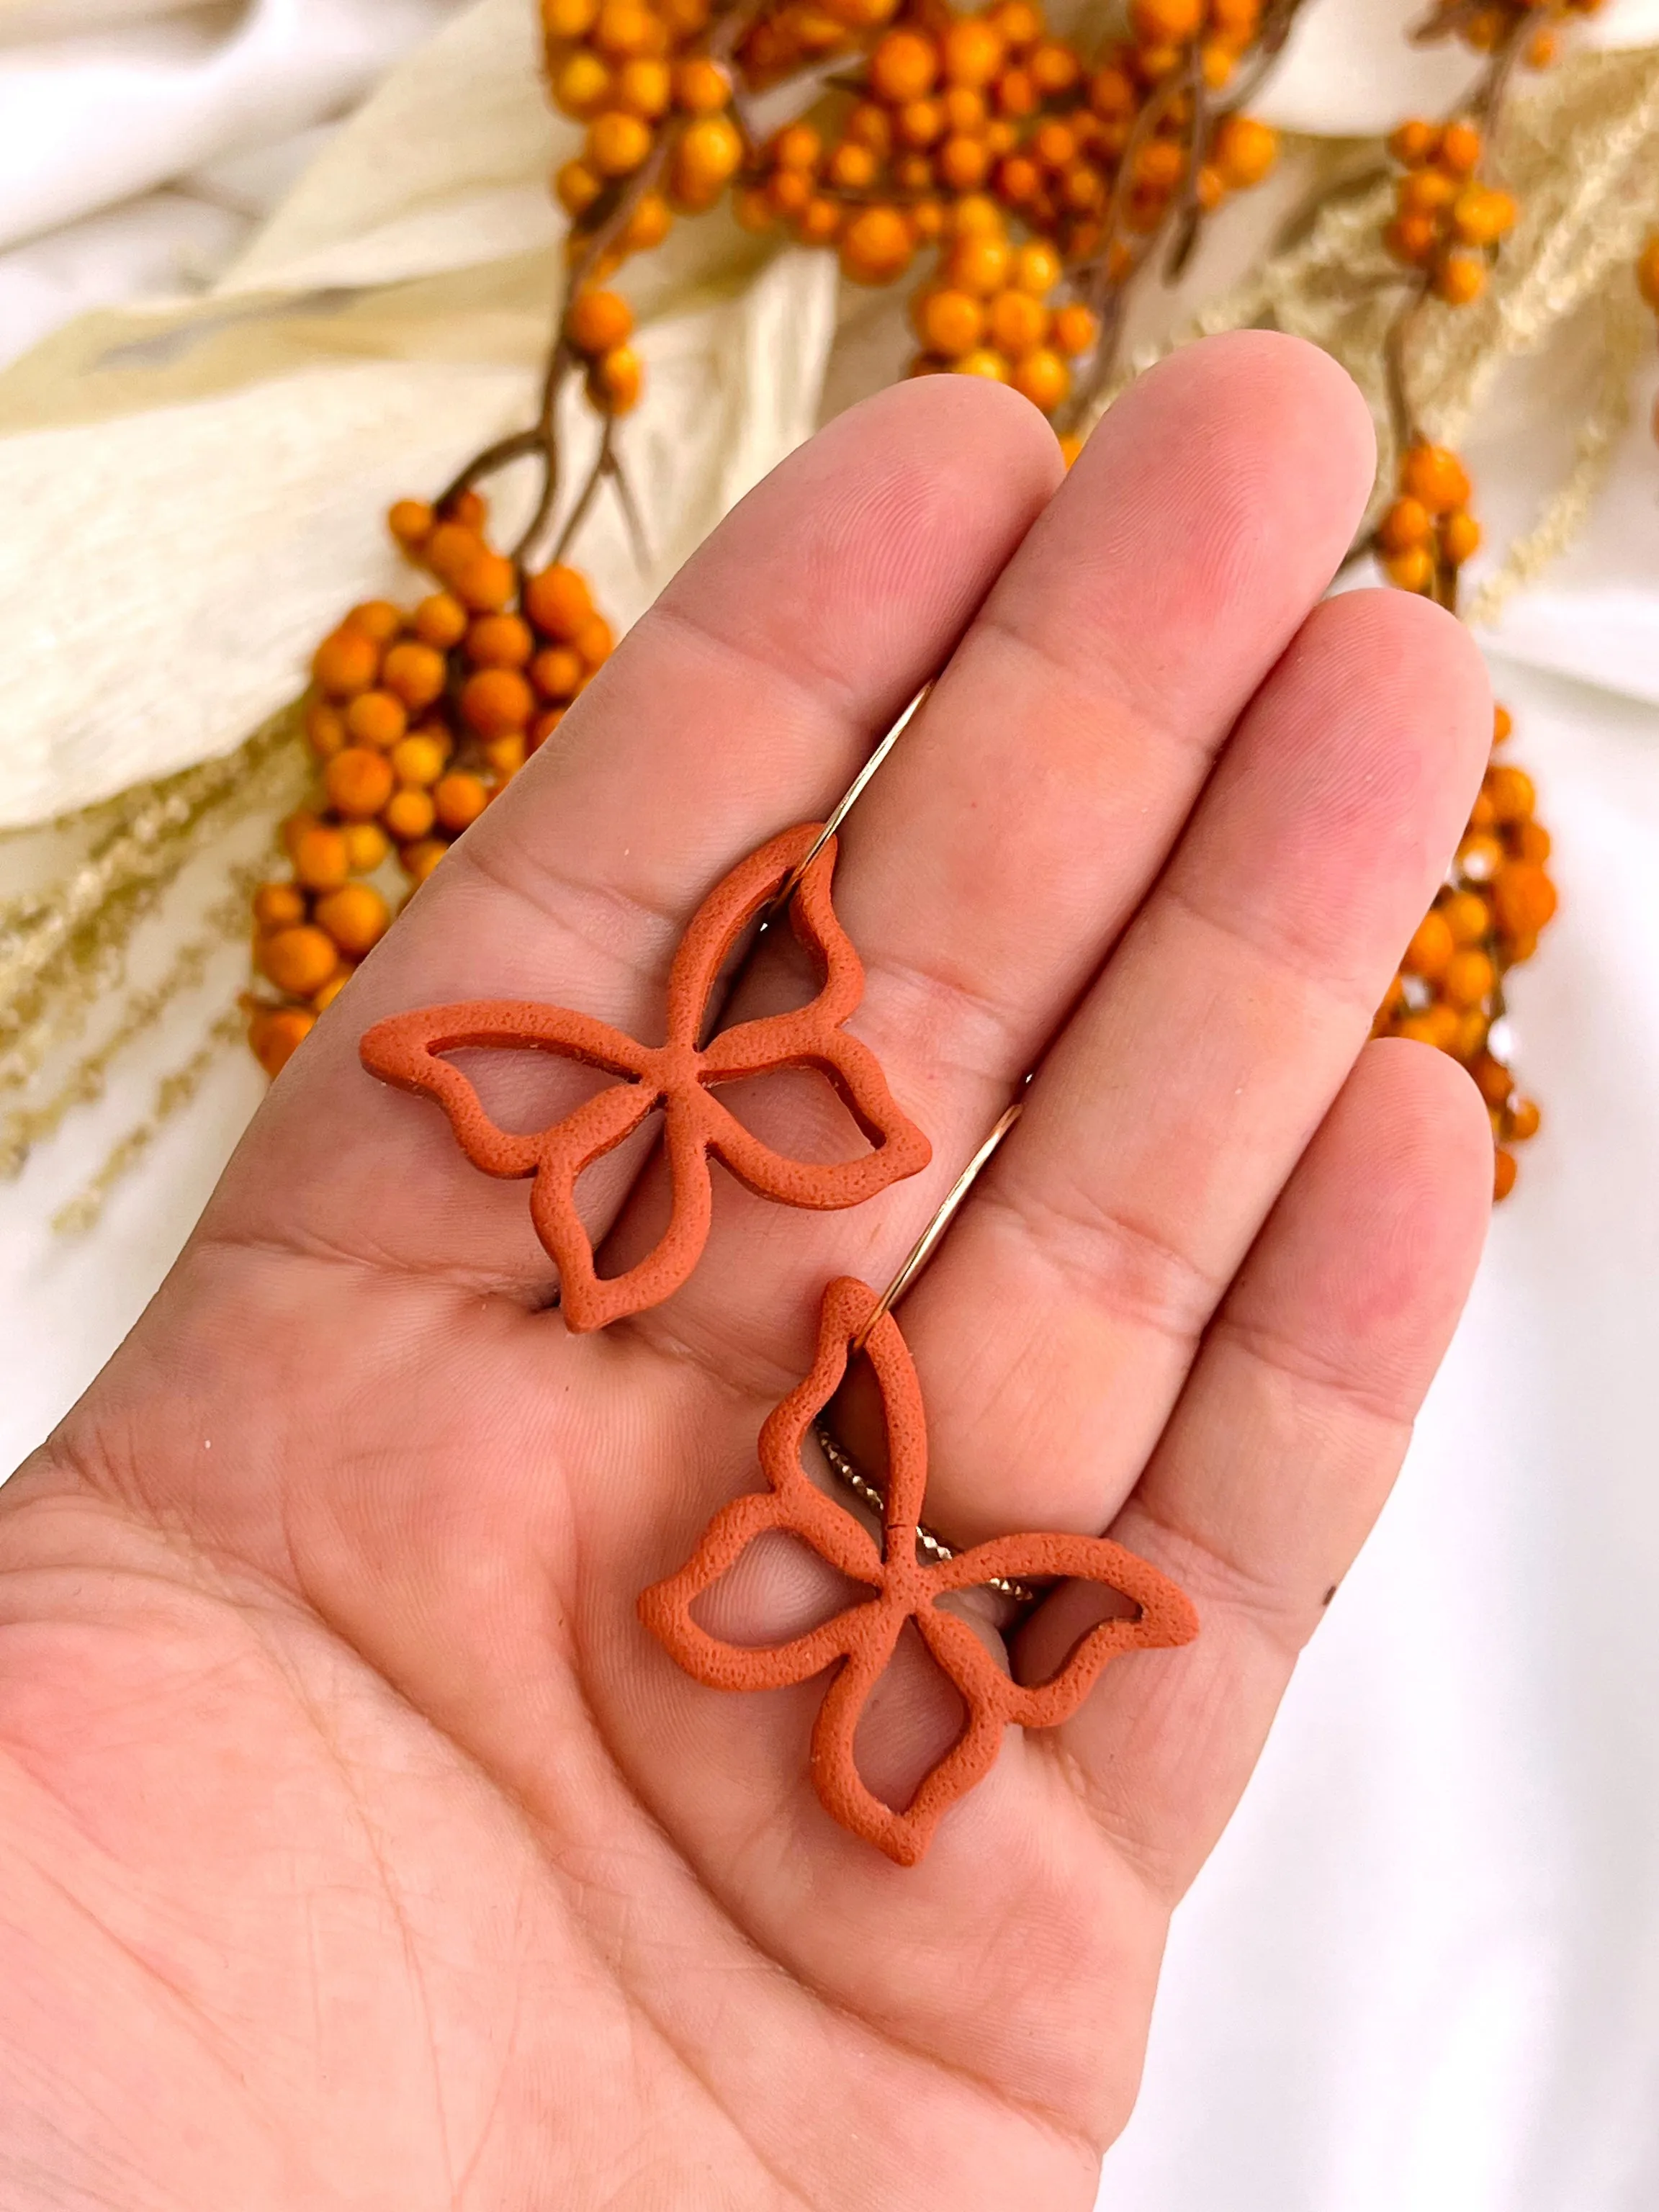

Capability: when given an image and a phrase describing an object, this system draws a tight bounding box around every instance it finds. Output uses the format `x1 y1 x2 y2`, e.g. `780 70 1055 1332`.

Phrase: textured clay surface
359 825 932 1331
639 1276 1200 1866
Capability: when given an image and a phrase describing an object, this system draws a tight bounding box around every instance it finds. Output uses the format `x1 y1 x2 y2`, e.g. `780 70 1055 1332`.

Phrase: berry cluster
246 495 610 1077
1377 439 1480 602
906 204 1094 418
1374 705 1555 1198
1383 117 1516 307
1422 0 1603 69
735 1 1279 408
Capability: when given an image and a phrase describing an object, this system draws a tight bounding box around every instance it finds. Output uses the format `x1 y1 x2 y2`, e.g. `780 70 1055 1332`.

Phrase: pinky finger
1027 1038 1494 1901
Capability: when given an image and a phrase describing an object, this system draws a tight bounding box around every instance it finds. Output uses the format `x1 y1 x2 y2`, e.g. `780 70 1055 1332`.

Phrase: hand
0 335 1493 2209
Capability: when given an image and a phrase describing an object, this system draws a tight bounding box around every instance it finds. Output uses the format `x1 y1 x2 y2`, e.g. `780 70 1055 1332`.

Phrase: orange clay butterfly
359 824 930 1331
640 1275 1199 1865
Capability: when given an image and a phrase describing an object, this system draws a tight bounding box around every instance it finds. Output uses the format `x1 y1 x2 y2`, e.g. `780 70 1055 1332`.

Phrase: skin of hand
0 333 1494 2211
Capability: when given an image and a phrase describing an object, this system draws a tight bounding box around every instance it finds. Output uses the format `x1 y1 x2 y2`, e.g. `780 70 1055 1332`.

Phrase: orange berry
1403 909 1455 980
531 644 585 698
1089 63 1136 118
673 55 731 110
1050 302 1097 356
253 881 307 932
403 838 450 884
593 0 655 55
673 114 743 202
1009 347 1069 413
796 197 842 247
467 613 534 669
868 27 937 102
827 140 878 192
1493 703 1513 745
343 689 408 749
556 158 603 217
1495 853 1557 933
573 612 614 665
324 747 396 821
1403 442 1471 514
1380 495 1434 553
1210 114 1277 189
767 167 811 217
1441 510 1481 566
941 84 986 132
529 706 565 752
1639 233 1659 312
1443 890 1491 945
589 109 653 177
258 923 338 997
1493 1148 1517 1201
524 564 594 639
383 786 436 842
433 772 490 834
943 16 1004 86
292 825 351 894
567 288 633 354
1509 1097 1542 1143
312 627 379 698
315 881 391 958
1130 0 1202 42
282 809 318 863
621 192 671 253
343 600 403 645
951 193 1004 235
914 287 985 356
1457 831 1504 882
485 733 527 779
588 343 642 413
1385 213 1437 267
343 821 389 873
938 134 991 190
248 1006 315 1077
1013 239 1061 295
390 733 449 788
734 184 775 232
542 0 598 34
943 230 1012 296
1388 119 1439 166
1399 166 1456 216
461 668 534 737
997 152 1042 203
1030 38 1079 94
996 66 1038 117
896 96 944 146
1486 764 1535 822
1433 251 1487 306
454 551 516 616
554 50 611 117
955 349 1009 382
1444 948 1495 1009
840 205 914 284
1452 184 1516 246
771 121 821 170
1384 546 1434 593
305 699 347 759
1439 120 1482 174
986 288 1048 355
614 56 670 117
381 639 448 711
387 498 433 547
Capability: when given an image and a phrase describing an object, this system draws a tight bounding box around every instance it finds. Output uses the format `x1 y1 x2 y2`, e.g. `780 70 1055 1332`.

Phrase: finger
1033 1037 1493 1899
205 377 1064 1287
621 333 1377 1381
904 581 1491 1540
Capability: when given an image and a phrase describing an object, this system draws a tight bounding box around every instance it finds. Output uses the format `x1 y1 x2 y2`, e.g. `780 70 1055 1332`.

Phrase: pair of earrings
360 711 1197 1866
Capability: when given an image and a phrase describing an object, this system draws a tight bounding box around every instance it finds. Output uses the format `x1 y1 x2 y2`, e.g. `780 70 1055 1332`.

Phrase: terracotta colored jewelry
640 1274 1199 1866
359 822 930 1330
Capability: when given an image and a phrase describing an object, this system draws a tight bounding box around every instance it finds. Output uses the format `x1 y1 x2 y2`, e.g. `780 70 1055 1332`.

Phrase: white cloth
1 8 1659 2210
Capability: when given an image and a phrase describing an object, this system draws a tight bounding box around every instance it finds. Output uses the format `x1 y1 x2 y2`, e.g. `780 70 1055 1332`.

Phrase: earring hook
758 685 930 930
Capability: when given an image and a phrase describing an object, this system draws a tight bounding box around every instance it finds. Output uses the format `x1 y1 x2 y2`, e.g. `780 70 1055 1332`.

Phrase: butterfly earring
359 706 930 1330
640 1110 1200 1866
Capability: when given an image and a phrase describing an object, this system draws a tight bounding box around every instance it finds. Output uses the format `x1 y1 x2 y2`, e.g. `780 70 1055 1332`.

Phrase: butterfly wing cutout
688 829 932 1208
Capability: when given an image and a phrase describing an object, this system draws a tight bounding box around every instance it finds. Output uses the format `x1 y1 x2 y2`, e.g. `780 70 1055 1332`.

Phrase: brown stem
552 414 619 563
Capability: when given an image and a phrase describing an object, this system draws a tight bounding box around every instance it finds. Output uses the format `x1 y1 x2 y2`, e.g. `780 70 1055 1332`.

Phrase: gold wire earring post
853 1092 1026 1349
759 685 930 928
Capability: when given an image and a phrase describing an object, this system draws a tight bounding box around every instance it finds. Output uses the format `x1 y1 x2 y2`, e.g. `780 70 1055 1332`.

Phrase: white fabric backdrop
1 4 1658 2206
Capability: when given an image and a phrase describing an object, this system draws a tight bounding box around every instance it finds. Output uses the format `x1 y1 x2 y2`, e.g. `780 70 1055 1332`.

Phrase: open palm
1 336 1493 2209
